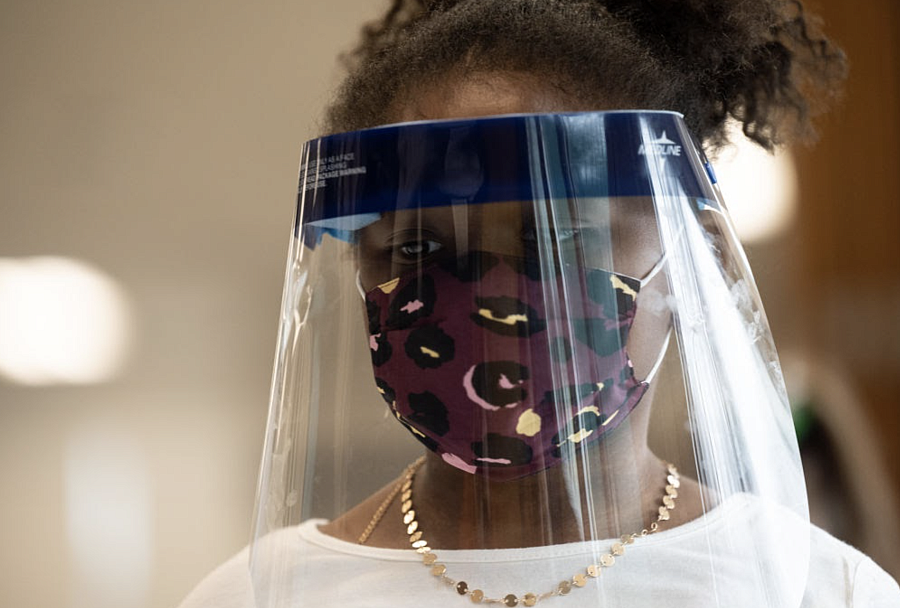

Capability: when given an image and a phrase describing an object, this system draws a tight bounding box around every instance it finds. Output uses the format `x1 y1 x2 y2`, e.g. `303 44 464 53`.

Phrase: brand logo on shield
638 131 682 157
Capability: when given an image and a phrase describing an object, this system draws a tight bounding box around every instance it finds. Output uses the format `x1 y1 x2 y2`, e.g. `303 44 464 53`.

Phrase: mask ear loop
638 250 671 385
355 270 367 300
642 326 672 384
638 251 668 288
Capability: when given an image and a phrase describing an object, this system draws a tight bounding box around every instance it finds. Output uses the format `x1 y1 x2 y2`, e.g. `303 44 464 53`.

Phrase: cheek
358 265 384 293
356 238 396 291
609 210 666 371
613 223 662 278
625 277 671 380
357 265 384 294
607 199 662 278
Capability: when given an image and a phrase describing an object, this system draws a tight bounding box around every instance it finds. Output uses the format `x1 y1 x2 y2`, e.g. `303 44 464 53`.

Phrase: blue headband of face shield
297 111 720 249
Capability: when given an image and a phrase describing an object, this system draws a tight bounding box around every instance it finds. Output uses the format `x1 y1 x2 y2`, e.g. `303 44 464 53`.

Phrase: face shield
250 112 809 607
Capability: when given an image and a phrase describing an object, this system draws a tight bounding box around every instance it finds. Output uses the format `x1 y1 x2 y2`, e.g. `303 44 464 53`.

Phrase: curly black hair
324 0 846 150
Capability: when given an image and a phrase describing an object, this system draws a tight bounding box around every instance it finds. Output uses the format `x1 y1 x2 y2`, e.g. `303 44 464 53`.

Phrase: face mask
363 251 668 481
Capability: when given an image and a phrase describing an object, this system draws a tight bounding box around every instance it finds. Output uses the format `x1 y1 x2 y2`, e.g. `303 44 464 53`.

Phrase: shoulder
175 519 423 608
175 522 324 608
704 494 899 607
803 523 900 607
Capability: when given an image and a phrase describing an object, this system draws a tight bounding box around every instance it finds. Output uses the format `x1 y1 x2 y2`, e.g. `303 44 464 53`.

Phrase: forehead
393 72 600 122
362 198 656 229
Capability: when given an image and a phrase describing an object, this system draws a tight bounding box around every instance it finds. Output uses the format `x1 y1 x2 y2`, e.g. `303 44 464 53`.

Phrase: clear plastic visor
250 112 810 608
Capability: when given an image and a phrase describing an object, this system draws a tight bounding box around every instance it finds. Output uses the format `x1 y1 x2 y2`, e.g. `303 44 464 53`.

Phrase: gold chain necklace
359 457 680 606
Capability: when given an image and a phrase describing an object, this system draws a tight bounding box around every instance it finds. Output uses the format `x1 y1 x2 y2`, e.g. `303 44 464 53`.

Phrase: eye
395 239 443 259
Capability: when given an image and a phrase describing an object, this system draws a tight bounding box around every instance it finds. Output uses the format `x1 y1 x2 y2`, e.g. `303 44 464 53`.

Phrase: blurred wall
793 0 900 488
0 2 897 608
734 0 900 576
0 2 382 607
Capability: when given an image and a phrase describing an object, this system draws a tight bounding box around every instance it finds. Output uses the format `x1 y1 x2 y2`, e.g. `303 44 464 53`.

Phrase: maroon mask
364 251 664 481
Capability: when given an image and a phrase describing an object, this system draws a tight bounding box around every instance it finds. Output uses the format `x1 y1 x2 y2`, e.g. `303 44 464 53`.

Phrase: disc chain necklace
359 457 680 606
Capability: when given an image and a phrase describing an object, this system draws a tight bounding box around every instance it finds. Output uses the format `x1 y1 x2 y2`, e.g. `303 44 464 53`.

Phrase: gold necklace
360 458 680 606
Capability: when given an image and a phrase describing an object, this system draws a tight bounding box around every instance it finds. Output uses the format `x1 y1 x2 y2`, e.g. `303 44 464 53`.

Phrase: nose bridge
469 201 529 257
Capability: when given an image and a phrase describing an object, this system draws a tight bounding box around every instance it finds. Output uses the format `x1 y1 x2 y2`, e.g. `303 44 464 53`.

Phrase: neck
410 411 665 550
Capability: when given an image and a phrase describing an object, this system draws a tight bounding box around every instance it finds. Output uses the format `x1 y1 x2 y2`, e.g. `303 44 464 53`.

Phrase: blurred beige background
0 2 383 607
0 1 897 607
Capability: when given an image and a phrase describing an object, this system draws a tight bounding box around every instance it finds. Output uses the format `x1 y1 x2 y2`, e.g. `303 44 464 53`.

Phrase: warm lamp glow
713 126 799 243
0 256 132 385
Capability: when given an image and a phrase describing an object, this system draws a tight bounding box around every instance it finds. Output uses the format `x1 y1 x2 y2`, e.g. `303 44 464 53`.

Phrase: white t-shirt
178 494 900 608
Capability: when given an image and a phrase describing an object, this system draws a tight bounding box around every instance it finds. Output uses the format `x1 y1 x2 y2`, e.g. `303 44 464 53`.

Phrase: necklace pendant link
376 459 680 605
